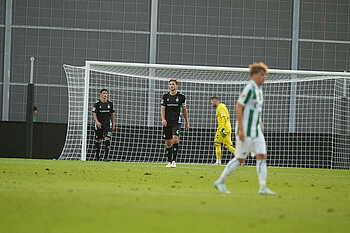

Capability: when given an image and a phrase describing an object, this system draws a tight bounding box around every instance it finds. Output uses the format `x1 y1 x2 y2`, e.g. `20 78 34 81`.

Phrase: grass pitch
0 158 349 233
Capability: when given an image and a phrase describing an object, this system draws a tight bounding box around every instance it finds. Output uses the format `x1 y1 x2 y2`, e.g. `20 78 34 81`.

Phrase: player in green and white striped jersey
214 62 275 195
236 78 263 138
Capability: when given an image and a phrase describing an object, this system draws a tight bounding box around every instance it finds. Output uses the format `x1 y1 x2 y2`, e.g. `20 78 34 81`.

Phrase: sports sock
256 159 267 189
103 139 110 160
224 145 236 155
94 141 102 160
172 143 179 162
217 158 240 183
166 147 172 162
215 144 222 160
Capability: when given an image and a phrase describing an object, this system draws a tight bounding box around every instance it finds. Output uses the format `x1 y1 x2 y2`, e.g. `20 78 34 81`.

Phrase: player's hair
210 96 219 101
100 88 108 93
169 78 178 85
249 62 269 76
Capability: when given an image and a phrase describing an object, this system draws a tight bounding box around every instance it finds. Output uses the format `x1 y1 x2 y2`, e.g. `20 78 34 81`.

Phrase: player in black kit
161 79 190 168
92 89 115 161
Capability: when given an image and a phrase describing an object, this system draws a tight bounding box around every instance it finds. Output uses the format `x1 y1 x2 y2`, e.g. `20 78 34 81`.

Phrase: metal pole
2 0 13 121
147 0 158 127
149 0 158 64
26 57 35 159
81 61 90 161
291 0 300 70
30 57 35 83
289 0 300 133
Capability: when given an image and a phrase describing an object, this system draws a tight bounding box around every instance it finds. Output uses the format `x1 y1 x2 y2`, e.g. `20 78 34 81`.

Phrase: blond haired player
214 62 275 195
210 97 236 165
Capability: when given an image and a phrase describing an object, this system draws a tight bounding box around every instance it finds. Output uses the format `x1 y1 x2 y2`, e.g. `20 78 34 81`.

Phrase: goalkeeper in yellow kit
210 97 236 165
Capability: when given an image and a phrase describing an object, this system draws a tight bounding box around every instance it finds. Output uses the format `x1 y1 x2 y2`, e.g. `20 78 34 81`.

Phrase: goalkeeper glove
221 128 227 138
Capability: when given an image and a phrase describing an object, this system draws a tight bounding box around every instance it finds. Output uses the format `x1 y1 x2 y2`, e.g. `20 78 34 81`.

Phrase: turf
0 158 349 233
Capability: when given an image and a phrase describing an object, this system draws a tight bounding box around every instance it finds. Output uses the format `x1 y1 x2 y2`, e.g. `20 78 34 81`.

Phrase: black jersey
161 92 186 125
92 100 115 123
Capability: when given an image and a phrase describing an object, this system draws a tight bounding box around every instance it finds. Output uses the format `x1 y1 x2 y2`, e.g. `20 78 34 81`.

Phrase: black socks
166 144 179 162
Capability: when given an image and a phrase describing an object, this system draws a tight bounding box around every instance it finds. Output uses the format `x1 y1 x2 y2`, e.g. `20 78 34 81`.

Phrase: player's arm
161 106 167 127
92 103 102 128
236 103 244 140
111 113 115 131
219 116 228 136
160 95 167 127
182 105 189 130
236 86 251 141
217 107 228 137
110 102 116 131
93 113 102 129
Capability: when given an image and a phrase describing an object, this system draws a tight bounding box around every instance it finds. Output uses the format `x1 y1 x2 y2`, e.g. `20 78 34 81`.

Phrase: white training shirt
236 80 263 137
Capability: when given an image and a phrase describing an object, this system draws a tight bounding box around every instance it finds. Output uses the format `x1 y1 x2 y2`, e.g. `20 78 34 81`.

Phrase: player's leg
94 129 103 161
170 125 181 167
163 126 173 167
171 135 179 167
214 142 222 165
165 139 173 166
215 157 244 184
214 130 223 165
103 137 111 161
223 131 236 156
224 144 236 155
214 137 248 193
94 139 102 160
102 124 112 162
253 136 275 195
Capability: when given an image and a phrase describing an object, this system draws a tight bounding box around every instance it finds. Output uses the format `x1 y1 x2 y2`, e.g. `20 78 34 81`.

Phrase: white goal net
60 61 350 169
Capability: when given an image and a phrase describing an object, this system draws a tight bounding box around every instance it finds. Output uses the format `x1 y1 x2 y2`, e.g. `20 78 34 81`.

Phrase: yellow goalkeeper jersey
216 103 232 132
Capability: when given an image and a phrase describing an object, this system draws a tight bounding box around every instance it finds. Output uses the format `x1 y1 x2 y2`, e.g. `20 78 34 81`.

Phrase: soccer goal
60 61 350 169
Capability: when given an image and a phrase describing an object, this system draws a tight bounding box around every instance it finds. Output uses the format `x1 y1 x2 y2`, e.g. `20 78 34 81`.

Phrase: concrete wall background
0 0 349 123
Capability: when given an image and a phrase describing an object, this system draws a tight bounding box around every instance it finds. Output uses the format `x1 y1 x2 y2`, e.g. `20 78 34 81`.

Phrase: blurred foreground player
92 89 115 161
161 79 189 168
214 62 275 195
210 97 236 165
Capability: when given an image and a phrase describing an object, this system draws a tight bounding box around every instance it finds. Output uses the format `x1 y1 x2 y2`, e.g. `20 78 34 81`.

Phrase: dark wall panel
158 0 293 68
158 35 291 69
299 42 349 72
13 0 150 31
158 0 292 37
300 0 349 41
299 0 350 72
0 121 67 159
11 28 150 84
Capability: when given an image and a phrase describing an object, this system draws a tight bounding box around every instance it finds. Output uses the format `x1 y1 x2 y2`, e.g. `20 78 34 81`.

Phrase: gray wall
1 0 349 123
299 0 349 71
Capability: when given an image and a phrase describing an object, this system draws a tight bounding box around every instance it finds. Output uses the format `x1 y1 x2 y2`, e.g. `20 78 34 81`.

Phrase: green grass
0 158 349 233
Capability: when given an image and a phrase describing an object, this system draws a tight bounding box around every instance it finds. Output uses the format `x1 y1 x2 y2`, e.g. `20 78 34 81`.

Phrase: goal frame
80 61 350 163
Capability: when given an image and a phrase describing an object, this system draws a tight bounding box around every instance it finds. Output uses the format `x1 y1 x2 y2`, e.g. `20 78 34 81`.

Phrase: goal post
60 61 350 169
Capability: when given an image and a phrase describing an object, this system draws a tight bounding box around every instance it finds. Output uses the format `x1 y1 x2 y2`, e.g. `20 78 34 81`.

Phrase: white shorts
235 134 267 159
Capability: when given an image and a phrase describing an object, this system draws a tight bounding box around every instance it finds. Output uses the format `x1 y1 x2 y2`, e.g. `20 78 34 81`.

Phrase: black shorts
163 124 181 140
95 121 112 140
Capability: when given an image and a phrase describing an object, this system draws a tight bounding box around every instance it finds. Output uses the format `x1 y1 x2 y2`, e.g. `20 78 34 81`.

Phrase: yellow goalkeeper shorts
214 129 233 146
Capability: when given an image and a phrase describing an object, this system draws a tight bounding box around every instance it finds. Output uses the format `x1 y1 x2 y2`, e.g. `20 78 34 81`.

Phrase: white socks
216 158 268 190
256 159 267 189
217 158 240 184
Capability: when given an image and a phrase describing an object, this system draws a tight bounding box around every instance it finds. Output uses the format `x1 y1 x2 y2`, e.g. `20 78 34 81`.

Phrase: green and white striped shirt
236 80 263 137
